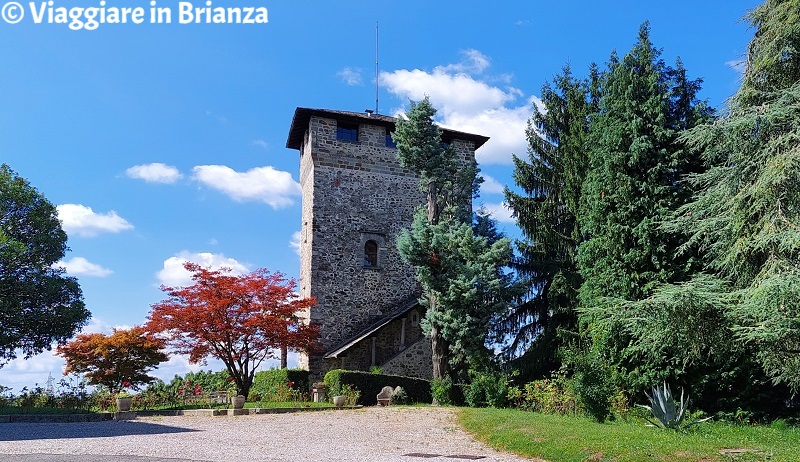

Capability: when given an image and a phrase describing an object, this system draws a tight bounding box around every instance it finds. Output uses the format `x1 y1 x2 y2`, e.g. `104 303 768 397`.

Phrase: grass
456 408 800 462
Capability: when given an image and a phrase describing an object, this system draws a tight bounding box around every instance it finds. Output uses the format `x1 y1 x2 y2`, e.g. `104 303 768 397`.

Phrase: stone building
286 108 488 380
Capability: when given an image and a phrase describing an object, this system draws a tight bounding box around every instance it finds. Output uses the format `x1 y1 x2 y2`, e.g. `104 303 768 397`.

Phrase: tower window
385 132 397 148
364 240 378 267
337 122 359 142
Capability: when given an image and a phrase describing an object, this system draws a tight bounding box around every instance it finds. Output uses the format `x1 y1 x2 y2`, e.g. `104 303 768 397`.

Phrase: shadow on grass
0 421 199 441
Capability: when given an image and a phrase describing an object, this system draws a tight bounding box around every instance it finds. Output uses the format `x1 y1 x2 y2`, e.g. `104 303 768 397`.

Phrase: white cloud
157 251 251 287
290 231 301 256
381 69 516 115
252 139 269 150
482 201 516 224
337 67 363 86
727 59 746 75
0 313 121 391
438 49 491 74
192 165 301 209
56 204 134 237
126 163 183 184
81 317 114 335
380 50 537 165
0 349 65 393
480 175 505 195
56 257 113 277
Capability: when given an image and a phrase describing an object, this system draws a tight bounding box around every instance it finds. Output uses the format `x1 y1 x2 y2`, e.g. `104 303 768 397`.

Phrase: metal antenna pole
375 21 379 115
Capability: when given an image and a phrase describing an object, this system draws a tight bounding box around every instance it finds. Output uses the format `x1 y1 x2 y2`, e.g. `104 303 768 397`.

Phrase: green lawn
457 408 800 462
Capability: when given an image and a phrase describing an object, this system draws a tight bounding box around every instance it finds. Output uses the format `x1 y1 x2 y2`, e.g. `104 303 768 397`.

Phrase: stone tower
286 108 488 379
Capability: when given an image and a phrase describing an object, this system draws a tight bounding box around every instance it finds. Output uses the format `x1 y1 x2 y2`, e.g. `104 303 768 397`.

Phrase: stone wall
380 336 433 379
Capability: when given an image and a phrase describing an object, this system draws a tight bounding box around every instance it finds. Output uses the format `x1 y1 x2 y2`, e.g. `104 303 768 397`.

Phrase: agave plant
636 382 710 429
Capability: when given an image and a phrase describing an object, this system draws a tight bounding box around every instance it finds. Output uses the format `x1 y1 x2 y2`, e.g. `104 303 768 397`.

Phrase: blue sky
0 0 759 392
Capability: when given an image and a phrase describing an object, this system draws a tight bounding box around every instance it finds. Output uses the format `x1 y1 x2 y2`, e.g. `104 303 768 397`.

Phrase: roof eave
286 107 489 151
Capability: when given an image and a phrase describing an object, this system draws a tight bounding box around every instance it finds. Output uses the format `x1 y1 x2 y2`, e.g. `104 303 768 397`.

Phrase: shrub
431 377 453 406
341 384 361 406
323 369 345 397
137 371 233 410
572 354 616 423
516 373 579 415
463 370 509 408
176 370 232 393
250 369 309 402
610 388 632 422
392 386 408 405
324 369 431 405
0 378 96 414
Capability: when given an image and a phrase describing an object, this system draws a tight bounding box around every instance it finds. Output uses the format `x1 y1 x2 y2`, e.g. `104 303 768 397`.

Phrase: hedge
323 369 431 405
249 369 310 401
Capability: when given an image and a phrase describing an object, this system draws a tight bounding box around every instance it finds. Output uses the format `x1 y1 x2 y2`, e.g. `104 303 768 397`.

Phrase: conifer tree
502 65 599 379
576 23 712 389
661 0 800 392
394 98 513 380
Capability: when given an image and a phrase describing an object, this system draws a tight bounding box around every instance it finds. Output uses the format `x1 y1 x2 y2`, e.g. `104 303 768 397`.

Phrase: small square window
337 122 359 142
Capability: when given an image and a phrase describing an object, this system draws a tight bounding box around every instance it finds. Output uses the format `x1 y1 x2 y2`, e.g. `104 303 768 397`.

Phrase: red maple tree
57 327 168 392
145 263 318 397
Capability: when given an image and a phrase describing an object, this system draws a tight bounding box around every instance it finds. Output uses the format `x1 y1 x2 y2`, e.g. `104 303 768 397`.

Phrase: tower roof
285 107 490 151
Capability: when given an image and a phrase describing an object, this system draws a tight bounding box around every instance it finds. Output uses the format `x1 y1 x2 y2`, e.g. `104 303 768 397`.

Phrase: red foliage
57 327 168 392
144 262 319 396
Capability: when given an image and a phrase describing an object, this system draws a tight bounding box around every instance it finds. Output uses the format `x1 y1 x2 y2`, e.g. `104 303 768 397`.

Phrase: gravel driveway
0 407 535 462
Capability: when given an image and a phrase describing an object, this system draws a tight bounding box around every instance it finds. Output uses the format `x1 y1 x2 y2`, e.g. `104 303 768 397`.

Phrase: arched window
364 240 378 267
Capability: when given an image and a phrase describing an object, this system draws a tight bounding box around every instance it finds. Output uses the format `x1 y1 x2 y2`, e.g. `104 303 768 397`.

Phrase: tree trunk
280 343 288 369
238 374 253 398
430 325 450 380
225 363 251 398
427 181 439 225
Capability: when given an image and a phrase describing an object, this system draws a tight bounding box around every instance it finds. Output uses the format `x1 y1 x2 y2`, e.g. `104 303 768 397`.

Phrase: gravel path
0 407 536 462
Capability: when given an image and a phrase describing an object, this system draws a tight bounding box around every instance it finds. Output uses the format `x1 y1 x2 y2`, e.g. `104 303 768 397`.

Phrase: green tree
394 98 513 381
660 0 800 393
578 22 709 305
502 65 599 380
576 23 712 391
0 164 90 364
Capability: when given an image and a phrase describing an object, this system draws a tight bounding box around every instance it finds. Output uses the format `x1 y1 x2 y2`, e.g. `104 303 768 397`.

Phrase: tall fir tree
502 65 599 379
576 22 713 390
